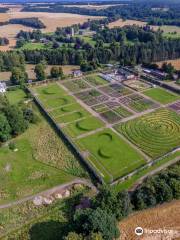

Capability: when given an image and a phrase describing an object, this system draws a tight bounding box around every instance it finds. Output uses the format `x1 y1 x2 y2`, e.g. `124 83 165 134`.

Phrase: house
73 70 83 77
0 82 6 93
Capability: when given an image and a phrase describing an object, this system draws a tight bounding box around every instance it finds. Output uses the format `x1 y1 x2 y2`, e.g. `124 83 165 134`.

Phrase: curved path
0 178 97 210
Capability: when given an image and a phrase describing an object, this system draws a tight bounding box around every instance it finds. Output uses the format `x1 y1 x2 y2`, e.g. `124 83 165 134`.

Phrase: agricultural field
151 25 180 39
156 58 180 70
108 19 146 28
115 108 180 159
85 75 108 86
0 88 86 204
143 87 180 104
124 79 152 91
119 200 180 240
0 7 103 50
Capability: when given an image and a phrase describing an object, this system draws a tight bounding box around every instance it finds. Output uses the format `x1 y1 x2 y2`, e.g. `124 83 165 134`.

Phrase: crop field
108 19 146 28
99 83 133 97
169 101 180 113
0 8 103 50
119 200 180 240
143 87 180 104
0 89 86 204
119 93 158 112
115 109 180 159
155 58 180 70
76 129 146 182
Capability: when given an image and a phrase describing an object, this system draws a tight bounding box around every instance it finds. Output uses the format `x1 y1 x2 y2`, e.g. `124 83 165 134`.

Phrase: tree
50 66 63 79
34 63 46 81
5 105 28 136
74 208 120 240
87 232 103 240
0 113 11 142
10 67 28 86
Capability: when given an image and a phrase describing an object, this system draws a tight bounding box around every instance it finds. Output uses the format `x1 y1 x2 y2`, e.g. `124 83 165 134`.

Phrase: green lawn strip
63 116 104 138
76 129 146 181
55 109 90 124
6 89 27 104
143 87 180 104
49 103 84 117
115 108 180 159
42 95 75 109
85 75 108 86
113 151 180 192
34 83 67 99
62 79 89 92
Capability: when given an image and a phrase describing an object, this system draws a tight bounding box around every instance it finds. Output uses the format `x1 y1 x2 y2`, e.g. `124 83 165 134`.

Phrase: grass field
76 129 145 182
63 116 104 138
143 87 180 104
108 19 146 28
152 25 180 39
115 109 180 159
0 89 86 204
6 88 27 104
20 42 46 50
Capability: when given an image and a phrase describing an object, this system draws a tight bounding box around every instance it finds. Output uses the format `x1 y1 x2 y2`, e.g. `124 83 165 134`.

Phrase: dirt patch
155 58 180 71
108 19 146 29
119 200 180 240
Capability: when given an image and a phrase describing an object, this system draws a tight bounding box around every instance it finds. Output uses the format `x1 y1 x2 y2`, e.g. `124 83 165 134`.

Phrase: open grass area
76 129 145 182
115 109 180 159
6 88 27 104
63 116 104 138
0 89 86 204
143 87 180 104
20 42 46 50
114 151 180 192
55 109 90 124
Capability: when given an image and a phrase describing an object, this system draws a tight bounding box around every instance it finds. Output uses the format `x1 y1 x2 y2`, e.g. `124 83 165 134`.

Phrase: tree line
9 18 46 29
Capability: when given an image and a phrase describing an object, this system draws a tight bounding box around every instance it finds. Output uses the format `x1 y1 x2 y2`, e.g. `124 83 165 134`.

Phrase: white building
0 82 6 93
73 70 83 77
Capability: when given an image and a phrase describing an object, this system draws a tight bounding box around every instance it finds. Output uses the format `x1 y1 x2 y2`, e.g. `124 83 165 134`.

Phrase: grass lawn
143 87 180 104
113 151 180 192
49 103 84 117
55 109 90 124
63 116 104 138
20 42 46 50
76 129 145 182
0 89 86 204
115 108 180 159
6 89 27 104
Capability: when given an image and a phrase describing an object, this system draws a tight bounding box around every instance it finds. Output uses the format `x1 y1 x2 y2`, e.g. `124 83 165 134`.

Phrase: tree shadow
29 220 70 240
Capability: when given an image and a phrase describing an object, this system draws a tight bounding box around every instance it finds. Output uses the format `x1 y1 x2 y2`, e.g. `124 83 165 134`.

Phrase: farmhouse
0 82 6 93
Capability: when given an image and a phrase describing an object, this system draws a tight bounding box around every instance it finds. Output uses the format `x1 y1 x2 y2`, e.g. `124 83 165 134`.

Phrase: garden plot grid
31 74 180 183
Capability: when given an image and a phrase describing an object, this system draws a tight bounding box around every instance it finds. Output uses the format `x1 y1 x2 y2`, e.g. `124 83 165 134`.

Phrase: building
118 69 135 80
73 70 83 77
0 82 6 93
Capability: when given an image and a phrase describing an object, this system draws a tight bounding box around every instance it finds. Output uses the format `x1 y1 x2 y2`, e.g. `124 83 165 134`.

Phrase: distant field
155 58 180 70
151 25 180 39
119 200 180 240
0 8 103 50
143 87 180 104
108 19 146 28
